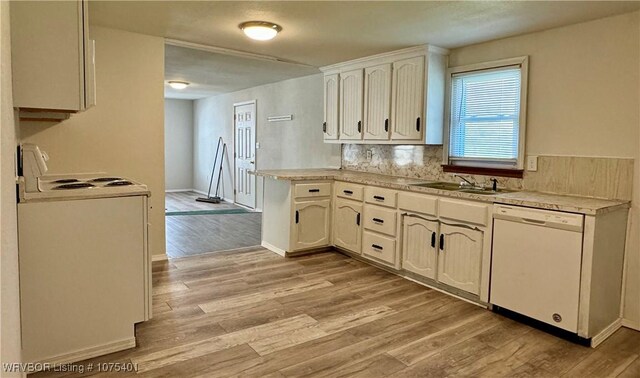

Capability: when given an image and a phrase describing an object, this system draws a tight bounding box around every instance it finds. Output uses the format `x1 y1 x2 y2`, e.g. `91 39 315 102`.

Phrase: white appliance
491 205 584 333
17 144 152 366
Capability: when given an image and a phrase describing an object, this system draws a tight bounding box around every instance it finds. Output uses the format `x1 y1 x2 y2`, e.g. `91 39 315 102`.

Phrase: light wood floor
165 191 241 212
31 248 639 377
165 191 262 258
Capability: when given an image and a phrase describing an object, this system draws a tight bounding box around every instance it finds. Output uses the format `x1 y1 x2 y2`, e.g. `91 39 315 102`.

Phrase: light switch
527 155 538 171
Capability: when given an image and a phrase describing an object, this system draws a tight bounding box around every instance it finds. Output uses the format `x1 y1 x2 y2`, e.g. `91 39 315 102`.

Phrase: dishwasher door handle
522 218 547 225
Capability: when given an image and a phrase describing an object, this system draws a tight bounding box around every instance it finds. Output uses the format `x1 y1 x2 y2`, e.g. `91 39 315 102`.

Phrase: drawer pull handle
356 213 361 226
343 190 353 195
295 210 299 224
431 232 436 248
308 189 320 193
371 244 383 250
439 234 444 250
373 195 385 201
372 218 384 224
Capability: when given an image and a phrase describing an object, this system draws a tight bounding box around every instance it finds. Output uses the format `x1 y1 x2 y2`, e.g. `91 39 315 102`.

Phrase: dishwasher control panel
493 205 584 232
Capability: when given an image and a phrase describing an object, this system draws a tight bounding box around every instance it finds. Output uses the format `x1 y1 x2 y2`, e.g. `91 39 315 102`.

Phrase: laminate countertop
255 169 629 216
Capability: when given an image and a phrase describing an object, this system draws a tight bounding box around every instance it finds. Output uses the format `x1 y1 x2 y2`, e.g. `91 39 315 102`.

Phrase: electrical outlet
366 150 372 161
527 155 538 171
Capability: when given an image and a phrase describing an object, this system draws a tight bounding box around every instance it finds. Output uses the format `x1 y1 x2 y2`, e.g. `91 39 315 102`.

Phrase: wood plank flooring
165 191 241 212
165 191 262 258
30 248 640 378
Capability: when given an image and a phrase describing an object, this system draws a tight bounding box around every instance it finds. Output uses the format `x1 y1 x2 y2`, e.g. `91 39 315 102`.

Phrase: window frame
443 56 529 175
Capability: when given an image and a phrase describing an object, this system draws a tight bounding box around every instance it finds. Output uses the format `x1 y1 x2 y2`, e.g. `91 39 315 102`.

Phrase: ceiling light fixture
168 81 190 90
239 21 282 41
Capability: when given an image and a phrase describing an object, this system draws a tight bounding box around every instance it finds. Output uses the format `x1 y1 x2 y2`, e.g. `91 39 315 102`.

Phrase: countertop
255 169 629 215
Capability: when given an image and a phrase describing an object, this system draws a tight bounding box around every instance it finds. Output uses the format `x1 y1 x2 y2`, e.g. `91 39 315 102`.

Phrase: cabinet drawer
439 198 488 226
335 181 364 201
294 182 332 198
362 231 396 265
398 191 438 216
364 186 397 208
363 204 397 237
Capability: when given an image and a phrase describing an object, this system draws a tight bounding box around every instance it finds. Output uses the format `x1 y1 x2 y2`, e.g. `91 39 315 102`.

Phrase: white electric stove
17 144 152 368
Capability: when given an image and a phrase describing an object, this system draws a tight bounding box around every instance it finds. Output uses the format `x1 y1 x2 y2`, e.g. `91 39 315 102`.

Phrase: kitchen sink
410 181 515 195
458 188 515 195
410 182 464 191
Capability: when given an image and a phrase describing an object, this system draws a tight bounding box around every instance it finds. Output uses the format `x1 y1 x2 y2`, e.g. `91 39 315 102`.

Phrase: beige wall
193 74 341 210
0 1 23 374
165 99 194 191
20 26 166 257
449 11 640 327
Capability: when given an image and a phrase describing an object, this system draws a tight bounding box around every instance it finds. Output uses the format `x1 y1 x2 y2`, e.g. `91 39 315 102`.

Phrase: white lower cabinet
362 231 396 265
333 198 362 254
401 215 438 280
292 199 331 251
437 223 483 295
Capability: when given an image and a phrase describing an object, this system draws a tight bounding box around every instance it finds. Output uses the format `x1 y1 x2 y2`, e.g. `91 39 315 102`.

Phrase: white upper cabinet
321 45 448 145
339 69 364 140
323 74 340 140
11 0 96 121
364 64 392 140
391 56 424 140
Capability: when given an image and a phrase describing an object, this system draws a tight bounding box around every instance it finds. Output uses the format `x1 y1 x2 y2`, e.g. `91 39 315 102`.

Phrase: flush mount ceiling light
239 21 282 41
167 81 190 90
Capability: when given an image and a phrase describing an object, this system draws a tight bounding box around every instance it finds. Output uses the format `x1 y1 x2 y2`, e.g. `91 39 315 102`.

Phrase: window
445 57 528 175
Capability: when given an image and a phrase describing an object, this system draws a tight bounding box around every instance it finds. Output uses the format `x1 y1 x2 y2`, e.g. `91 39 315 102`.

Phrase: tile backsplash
341 144 634 201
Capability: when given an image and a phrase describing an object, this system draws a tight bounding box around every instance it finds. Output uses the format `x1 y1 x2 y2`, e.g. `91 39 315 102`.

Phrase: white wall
449 11 640 327
165 99 194 191
193 73 342 209
0 1 23 374
20 26 167 258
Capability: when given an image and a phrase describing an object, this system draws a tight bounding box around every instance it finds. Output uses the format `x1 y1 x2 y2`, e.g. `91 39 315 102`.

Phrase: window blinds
449 66 522 163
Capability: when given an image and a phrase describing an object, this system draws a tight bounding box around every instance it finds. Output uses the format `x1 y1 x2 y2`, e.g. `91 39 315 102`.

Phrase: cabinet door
391 56 424 140
402 216 438 280
292 199 331 251
339 69 363 140
437 223 483 295
323 74 339 140
364 64 391 140
333 199 362 254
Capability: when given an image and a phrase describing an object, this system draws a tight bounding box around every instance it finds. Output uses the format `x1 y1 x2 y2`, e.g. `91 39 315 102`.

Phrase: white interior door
234 101 256 209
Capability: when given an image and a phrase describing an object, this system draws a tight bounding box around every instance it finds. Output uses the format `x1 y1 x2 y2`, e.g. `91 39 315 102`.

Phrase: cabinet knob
431 232 436 248
439 234 444 250
323 122 327 133
416 117 421 132
295 210 299 224
357 120 362 133
356 213 361 226
384 119 389 132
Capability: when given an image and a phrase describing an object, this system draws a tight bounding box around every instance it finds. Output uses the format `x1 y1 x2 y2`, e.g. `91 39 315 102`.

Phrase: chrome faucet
454 174 479 188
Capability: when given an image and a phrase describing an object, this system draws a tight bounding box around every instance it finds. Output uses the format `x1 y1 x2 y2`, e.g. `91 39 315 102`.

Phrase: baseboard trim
152 254 168 262
622 318 640 331
261 241 286 257
29 337 136 371
165 189 195 193
591 318 622 348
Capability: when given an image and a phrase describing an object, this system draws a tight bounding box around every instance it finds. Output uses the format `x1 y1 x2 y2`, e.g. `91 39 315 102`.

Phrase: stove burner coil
53 179 80 184
53 183 96 190
91 177 123 182
106 181 133 187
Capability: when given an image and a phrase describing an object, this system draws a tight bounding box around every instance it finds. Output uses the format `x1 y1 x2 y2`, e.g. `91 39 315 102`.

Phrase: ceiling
89 1 640 99
164 44 319 99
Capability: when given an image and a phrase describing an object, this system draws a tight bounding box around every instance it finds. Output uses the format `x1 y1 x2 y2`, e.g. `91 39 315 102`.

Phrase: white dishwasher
491 205 584 333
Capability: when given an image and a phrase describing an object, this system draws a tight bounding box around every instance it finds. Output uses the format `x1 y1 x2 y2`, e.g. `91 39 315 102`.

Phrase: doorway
234 100 257 209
